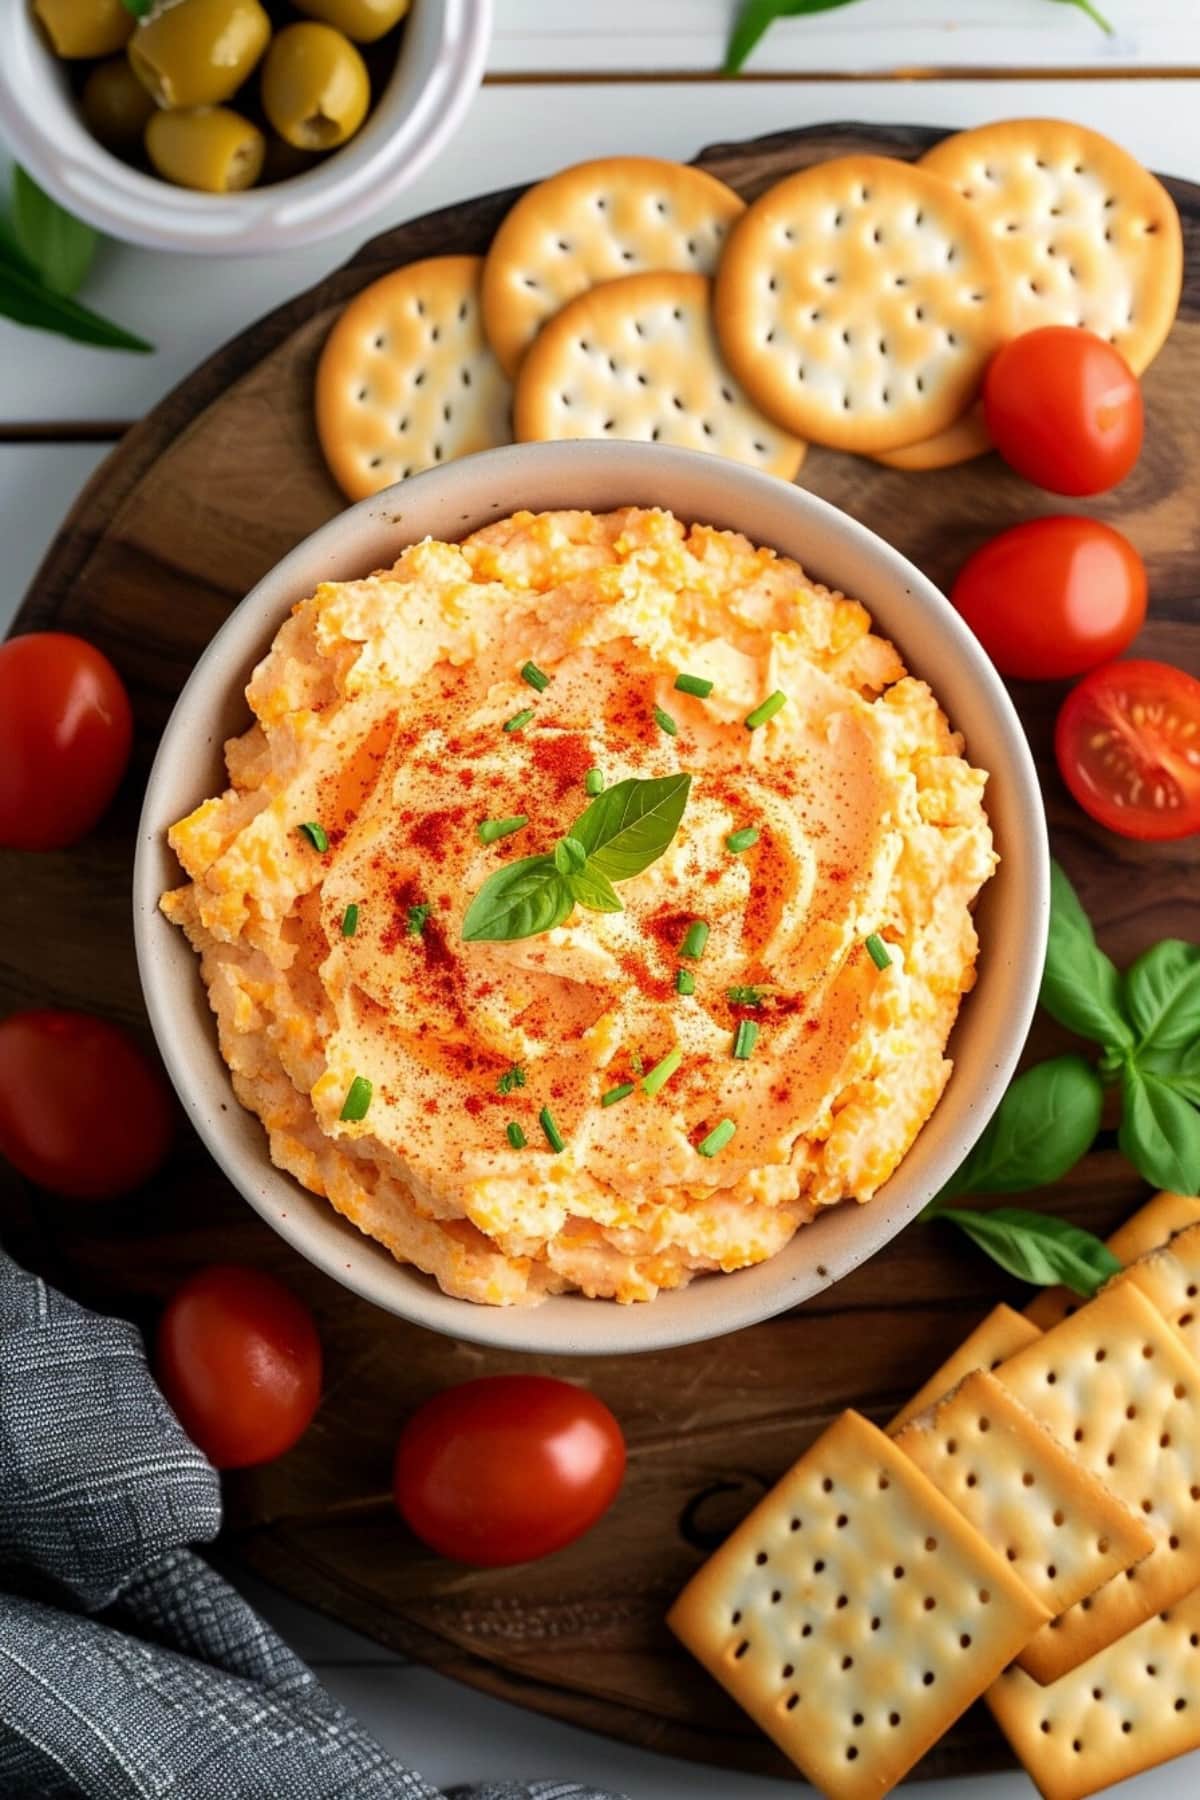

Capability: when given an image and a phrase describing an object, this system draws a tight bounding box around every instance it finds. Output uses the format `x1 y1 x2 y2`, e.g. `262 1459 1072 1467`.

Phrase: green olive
128 0 271 110
261 22 369 151
145 106 265 193
81 56 157 155
292 0 410 45
33 0 133 58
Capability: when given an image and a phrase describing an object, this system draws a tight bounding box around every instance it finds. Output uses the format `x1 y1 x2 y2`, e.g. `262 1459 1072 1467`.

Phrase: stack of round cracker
313 125 1182 501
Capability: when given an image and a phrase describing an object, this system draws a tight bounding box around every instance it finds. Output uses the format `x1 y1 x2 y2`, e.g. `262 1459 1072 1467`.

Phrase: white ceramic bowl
134 441 1049 1355
0 1 491 255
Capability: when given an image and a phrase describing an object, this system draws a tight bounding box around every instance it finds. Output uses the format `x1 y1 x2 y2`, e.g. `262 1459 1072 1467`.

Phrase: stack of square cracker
669 1192 1200 1800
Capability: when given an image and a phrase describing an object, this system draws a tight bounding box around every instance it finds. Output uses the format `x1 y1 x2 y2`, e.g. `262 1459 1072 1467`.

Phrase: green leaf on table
1138 1042 1200 1107
462 855 573 943
1047 0 1114 34
1125 939 1200 1054
12 166 96 297
936 1206 1122 1297
1039 860 1133 1051
0 244 152 352
568 864 624 915
1118 1064 1200 1196
570 773 692 882
724 0 864 73
925 1054 1105 1213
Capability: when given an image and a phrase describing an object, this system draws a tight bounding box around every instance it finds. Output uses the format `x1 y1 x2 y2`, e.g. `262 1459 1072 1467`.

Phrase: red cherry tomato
394 1375 626 1566
983 327 1143 496
951 516 1147 680
155 1265 322 1470
1055 660 1200 841
0 1008 174 1198
0 633 133 850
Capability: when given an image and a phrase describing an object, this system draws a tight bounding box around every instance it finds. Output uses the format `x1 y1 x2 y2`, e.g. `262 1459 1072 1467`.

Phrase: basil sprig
463 773 692 943
934 1208 1121 1299
0 168 152 353
725 0 1110 74
923 1055 1104 1216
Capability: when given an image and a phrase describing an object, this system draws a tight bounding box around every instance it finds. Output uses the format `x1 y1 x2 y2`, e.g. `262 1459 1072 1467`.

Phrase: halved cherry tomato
983 327 1143 496
0 633 133 850
951 516 1147 680
0 1008 174 1198
1055 660 1200 840
156 1264 322 1469
394 1374 625 1566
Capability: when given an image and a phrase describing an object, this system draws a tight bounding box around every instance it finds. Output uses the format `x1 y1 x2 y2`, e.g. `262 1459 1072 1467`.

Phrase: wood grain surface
1 123 1197 1782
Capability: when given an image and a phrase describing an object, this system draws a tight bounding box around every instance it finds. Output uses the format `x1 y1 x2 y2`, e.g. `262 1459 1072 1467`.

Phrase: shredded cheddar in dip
162 507 995 1306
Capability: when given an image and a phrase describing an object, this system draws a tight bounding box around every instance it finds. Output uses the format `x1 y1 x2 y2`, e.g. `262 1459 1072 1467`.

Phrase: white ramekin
134 441 1049 1355
0 0 491 255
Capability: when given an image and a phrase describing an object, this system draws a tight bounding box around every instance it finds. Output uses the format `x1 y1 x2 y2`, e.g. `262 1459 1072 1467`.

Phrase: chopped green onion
675 968 696 996
340 1075 373 1122
727 985 765 1007
506 1120 527 1149
866 932 892 970
478 815 528 845
697 1118 735 1157
539 1105 565 1153
732 1019 759 1060
407 902 431 936
298 821 328 852
674 672 714 699
503 708 535 734
653 705 678 738
601 1081 635 1108
520 660 550 692
680 920 710 961
497 1065 526 1096
630 1052 644 1075
745 689 788 730
726 827 760 854
585 767 604 796
341 903 359 937
642 1046 682 1096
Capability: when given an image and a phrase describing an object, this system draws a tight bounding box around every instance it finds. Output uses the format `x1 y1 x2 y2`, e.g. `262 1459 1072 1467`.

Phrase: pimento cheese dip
162 507 995 1306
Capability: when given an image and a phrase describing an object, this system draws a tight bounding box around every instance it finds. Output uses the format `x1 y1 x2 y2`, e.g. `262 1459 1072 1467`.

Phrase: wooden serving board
2 123 1198 1782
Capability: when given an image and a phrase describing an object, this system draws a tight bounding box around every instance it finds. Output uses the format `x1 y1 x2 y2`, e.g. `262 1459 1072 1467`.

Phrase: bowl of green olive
0 0 491 253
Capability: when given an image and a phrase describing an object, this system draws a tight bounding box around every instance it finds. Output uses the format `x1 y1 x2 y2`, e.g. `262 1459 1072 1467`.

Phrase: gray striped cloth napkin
0 1249 622 1800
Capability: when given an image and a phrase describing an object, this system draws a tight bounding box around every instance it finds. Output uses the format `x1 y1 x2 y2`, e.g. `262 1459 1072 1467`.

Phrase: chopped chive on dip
653 705 678 738
407 902 431 936
478 814 528 845
298 820 328 852
520 660 550 692
497 1064 526 1096
680 920 709 961
674 672 714 699
727 984 765 1007
539 1104 565 1153
675 968 696 996
506 1120 527 1149
341 903 359 937
340 1075 373 1122
697 1117 735 1157
503 708 535 734
642 1046 682 1097
726 827 760 854
585 767 604 796
865 932 892 970
745 689 788 730
732 1018 759 1061
601 1081 635 1107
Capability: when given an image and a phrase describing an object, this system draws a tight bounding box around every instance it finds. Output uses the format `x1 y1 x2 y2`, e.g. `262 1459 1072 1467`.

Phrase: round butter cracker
873 401 991 471
315 255 511 502
481 156 745 377
512 270 806 480
713 154 1012 454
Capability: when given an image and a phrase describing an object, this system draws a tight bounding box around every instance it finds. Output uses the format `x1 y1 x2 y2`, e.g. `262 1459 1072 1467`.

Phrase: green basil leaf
570 773 692 882
569 864 624 914
928 1054 1104 1211
1047 0 1113 33
461 855 573 943
1040 860 1133 1050
0 244 152 352
553 835 588 877
12 166 96 297
724 0 864 73
937 1206 1122 1297
1125 939 1200 1053
1118 1065 1200 1196
1138 1042 1200 1107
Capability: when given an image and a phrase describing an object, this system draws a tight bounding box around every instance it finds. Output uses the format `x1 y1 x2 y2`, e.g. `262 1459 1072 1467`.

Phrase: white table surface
2 3 1196 1795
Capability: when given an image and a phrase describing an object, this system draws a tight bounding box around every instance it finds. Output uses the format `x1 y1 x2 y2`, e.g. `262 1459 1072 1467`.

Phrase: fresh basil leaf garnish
937 1206 1122 1297
570 772 692 882
1124 939 1200 1055
1039 860 1134 1051
1118 1064 1200 1196
462 856 573 944
568 864 623 915
925 1054 1104 1214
